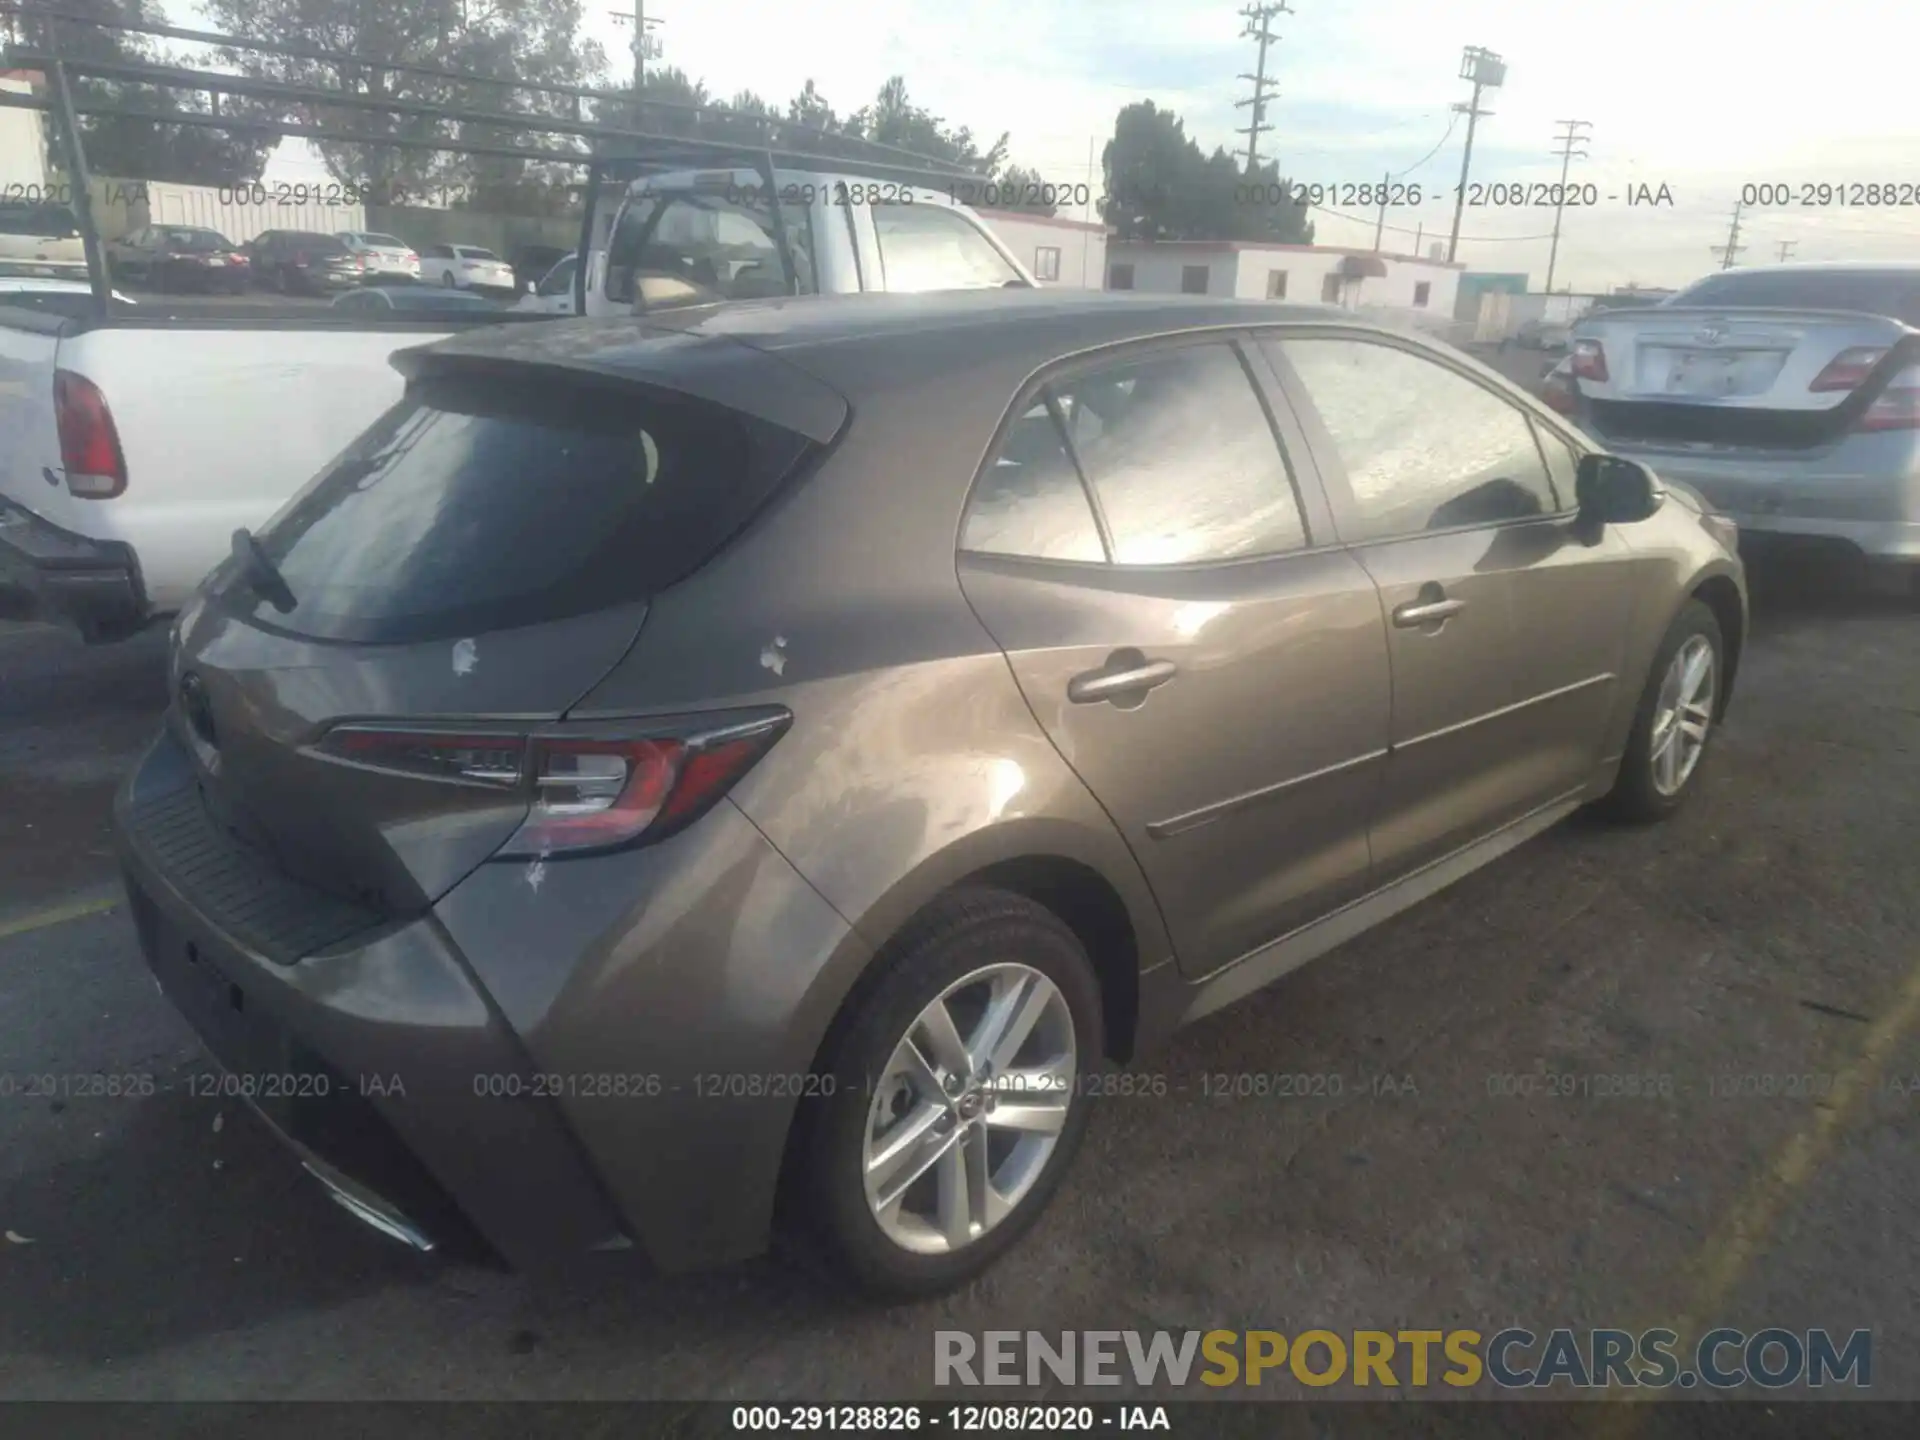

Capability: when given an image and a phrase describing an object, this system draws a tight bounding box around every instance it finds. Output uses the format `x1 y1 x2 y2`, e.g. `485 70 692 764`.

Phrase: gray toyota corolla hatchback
116 290 1746 1297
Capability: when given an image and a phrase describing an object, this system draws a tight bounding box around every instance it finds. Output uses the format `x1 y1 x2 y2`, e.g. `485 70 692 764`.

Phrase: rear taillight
314 711 790 858
1810 346 1890 393
53 369 126 499
1570 338 1608 383
1853 365 1920 432
503 718 788 856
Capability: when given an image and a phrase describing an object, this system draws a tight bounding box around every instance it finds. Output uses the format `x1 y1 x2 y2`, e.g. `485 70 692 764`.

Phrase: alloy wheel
862 962 1077 1255
1650 634 1715 796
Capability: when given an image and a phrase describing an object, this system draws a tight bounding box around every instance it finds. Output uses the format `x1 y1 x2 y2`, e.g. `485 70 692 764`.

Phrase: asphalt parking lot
1 560 1917 1407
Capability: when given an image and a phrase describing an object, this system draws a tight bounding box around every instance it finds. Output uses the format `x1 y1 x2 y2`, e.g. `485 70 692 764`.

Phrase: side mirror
1576 454 1661 526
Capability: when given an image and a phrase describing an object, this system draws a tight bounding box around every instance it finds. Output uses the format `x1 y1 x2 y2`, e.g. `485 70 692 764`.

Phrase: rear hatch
1571 270 1920 451
164 335 846 920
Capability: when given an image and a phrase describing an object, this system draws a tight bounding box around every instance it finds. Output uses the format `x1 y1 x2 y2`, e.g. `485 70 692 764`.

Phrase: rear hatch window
1670 271 1920 326
245 372 813 644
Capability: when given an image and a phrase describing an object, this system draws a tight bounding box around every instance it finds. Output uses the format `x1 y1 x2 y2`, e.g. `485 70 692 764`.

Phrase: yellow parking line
1600 955 1920 1429
0 894 120 942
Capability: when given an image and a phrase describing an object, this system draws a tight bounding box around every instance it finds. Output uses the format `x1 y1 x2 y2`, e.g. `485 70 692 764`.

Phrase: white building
1 72 49 194
1104 239 1463 319
975 208 1106 289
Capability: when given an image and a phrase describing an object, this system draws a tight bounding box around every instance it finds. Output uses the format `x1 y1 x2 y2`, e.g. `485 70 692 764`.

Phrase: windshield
1668 270 1920 326
0 204 81 238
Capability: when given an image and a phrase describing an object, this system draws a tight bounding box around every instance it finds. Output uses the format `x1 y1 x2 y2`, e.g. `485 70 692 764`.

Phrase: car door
1262 330 1640 882
957 336 1392 981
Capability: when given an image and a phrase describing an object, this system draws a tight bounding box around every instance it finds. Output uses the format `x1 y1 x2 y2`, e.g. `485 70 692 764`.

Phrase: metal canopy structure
0 2 992 315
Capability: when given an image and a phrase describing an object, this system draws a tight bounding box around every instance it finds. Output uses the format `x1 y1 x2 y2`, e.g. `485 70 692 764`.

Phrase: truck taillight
1810 346 1889 392
314 710 790 858
1570 339 1608 383
53 369 126 499
1853 365 1920 432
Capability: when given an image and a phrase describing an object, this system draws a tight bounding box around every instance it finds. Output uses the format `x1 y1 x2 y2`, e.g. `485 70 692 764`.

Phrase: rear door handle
1392 595 1466 628
1068 656 1178 705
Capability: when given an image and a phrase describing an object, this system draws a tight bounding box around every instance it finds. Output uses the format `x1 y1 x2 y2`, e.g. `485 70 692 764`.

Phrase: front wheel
798 888 1103 1299
1597 599 1724 822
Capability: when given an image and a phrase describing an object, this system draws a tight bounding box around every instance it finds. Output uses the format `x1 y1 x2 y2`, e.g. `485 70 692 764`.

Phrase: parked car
1515 317 1572 351
106 225 250 293
418 243 516 294
0 200 86 280
332 286 501 315
112 291 1745 1297
336 231 421 282
247 230 360 295
513 253 577 315
1567 262 1920 593
509 243 571 294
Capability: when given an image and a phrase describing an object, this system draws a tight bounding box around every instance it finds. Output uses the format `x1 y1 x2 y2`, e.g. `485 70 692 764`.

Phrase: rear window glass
363 234 408 247
455 246 500 260
0 204 80 237
1670 271 1920 325
246 373 812 644
287 232 347 253
159 228 229 250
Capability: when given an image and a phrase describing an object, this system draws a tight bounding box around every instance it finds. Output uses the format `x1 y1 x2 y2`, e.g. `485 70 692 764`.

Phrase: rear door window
0 203 80 237
962 401 1105 562
1055 344 1309 564
246 374 814 643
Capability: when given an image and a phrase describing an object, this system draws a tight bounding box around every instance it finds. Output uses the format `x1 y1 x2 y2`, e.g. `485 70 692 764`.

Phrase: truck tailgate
36 323 458 611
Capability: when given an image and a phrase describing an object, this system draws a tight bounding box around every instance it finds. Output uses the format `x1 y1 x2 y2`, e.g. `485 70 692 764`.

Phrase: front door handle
1392 593 1466 628
1068 655 1178 705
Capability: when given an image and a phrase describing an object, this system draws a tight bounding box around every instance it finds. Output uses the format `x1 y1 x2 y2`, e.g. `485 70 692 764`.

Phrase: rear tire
1597 600 1725 823
798 887 1103 1300
441 271 457 288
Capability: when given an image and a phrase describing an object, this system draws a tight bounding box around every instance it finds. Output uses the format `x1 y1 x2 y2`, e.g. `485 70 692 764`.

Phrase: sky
180 0 1920 290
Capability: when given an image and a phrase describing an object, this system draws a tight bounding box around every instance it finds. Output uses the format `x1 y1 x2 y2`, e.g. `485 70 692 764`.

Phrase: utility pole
1373 169 1392 251
1776 239 1797 262
1446 47 1507 265
1711 201 1746 270
1236 3 1291 173
610 3 662 121
1543 118 1590 293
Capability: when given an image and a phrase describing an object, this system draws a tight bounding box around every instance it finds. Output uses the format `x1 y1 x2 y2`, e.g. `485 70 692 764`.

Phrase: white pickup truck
0 171 1029 641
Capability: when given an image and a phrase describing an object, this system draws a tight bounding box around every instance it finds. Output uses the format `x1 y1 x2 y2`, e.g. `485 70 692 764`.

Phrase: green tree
992 163 1058 217
1102 100 1311 244
201 0 605 205
15 0 280 186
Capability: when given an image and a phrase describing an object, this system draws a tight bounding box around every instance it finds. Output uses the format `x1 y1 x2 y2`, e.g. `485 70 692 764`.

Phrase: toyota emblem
1695 322 1729 346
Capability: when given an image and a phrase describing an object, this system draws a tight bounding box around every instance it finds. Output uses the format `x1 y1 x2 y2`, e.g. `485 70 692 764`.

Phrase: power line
1235 3 1290 173
1711 200 1746 269
1544 118 1590 292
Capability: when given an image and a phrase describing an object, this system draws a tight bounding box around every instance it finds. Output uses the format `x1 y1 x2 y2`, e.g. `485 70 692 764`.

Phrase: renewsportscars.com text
933 1327 1871 1390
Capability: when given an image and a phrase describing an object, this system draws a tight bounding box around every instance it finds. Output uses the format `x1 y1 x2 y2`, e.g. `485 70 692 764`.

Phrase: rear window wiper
230 527 297 613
